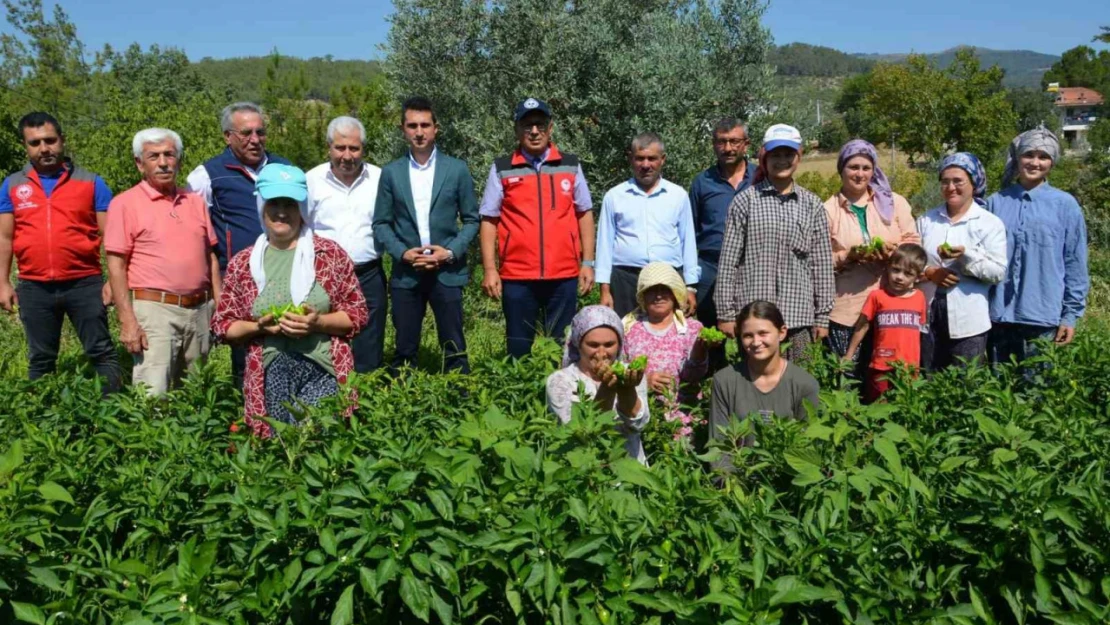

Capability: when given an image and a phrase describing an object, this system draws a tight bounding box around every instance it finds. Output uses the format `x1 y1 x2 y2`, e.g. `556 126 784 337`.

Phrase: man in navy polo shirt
187 102 291 387
688 117 755 371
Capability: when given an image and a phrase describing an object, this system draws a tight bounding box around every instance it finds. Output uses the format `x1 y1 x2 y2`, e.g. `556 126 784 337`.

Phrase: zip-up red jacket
3 162 104 282
493 145 582 280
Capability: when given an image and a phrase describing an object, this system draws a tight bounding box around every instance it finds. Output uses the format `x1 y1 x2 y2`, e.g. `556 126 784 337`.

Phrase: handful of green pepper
608 355 648 380
699 327 727 344
851 236 886 257
260 303 307 325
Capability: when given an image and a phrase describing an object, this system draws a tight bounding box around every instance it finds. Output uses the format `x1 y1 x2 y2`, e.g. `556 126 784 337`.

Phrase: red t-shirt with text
861 288 926 371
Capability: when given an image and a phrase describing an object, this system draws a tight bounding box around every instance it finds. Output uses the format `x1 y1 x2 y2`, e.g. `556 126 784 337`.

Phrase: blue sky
7 0 1107 60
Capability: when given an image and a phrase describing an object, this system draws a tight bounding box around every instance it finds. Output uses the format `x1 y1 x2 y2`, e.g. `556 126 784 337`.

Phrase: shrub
1 328 1110 624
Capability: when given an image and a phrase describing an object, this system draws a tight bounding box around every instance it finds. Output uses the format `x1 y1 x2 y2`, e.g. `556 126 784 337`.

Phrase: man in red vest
478 98 596 357
0 112 121 392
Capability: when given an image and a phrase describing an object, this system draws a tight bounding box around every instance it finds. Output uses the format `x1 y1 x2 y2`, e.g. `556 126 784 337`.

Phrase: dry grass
796 146 902 176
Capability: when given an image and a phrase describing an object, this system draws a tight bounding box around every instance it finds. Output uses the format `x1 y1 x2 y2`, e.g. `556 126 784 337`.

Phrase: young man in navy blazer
372 97 479 374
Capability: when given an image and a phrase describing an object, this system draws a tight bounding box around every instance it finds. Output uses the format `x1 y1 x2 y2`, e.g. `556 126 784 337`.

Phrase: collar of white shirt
325 162 370 188
409 148 437 171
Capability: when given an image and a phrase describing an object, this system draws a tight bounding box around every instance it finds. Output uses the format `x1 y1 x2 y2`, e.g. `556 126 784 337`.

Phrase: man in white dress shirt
306 116 384 373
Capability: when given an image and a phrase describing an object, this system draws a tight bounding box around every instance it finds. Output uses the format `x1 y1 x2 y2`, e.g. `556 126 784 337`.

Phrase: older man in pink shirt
105 128 222 394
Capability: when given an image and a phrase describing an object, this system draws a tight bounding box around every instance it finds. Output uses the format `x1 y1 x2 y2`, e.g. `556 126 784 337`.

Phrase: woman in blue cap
211 163 368 437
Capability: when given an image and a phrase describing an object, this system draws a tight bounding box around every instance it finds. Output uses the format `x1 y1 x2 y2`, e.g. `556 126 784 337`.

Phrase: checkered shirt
713 180 835 329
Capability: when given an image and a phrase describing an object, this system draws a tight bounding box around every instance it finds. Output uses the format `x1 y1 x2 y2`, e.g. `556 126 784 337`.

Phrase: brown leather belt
131 288 211 309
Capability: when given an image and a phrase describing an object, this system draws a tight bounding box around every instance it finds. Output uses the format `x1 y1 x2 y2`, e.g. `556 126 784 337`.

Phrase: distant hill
193 56 382 102
769 43 875 77
853 46 1059 88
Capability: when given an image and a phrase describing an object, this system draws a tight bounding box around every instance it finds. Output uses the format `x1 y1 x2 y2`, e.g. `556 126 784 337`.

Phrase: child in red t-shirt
844 243 928 402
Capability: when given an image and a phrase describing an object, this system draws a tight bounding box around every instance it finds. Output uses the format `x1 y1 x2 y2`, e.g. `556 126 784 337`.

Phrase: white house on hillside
1054 86 1103 151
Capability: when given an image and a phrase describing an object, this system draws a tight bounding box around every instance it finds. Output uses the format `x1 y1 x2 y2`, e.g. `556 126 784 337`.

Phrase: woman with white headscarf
986 126 1090 365
211 164 368 437
545 305 651 463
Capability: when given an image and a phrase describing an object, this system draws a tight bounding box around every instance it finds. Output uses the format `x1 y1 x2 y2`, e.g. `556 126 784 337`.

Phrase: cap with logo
513 97 553 122
255 163 308 202
761 124 803 152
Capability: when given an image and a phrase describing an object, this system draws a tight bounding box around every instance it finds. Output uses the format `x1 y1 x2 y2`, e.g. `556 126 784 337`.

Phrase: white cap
762 124 803 151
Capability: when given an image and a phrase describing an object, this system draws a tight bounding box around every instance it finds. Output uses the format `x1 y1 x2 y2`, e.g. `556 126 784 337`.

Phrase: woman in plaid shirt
713 124 835 361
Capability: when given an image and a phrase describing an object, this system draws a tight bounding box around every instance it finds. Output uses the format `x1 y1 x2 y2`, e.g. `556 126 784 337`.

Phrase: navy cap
513 97 552 122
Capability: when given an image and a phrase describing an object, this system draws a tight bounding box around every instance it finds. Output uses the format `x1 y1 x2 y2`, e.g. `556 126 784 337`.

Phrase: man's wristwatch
445 250 455 264
581 260 595 268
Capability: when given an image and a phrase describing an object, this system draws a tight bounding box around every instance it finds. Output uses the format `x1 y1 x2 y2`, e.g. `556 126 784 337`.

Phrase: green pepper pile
699 327 727 343
608 355 648 380
260 303 307 323
852 235 886 257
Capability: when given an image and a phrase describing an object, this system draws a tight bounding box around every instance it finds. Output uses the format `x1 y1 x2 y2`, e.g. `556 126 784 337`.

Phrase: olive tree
385 0 774 192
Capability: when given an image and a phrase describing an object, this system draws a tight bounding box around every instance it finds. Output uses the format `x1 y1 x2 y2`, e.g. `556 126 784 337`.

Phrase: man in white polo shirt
306 116 385 373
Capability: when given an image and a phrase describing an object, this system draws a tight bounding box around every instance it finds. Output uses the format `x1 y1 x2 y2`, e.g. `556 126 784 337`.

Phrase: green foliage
387 0 774 192
1088 118 1110 153
2 323 1110 623
1006 87 1063 135
815 117 850 151
768 43 874 77
859 47 1060 89
193 55 383 103
1042 45 1110 96
840 50 1017 165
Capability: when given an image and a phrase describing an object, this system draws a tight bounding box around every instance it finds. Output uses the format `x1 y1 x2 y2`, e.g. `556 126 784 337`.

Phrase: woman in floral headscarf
916 153 1007 370
987 126 1089 364
822 139 920 365
545 305 651 463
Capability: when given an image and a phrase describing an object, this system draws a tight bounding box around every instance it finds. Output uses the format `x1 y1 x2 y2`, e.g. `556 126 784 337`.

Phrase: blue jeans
502 278 578 358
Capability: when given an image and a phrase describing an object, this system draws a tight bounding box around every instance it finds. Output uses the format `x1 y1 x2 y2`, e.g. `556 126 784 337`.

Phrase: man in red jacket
478 98 596 357
0 112 121 392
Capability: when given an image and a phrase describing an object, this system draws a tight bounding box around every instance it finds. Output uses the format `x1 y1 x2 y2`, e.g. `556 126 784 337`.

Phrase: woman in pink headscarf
823 140 919 364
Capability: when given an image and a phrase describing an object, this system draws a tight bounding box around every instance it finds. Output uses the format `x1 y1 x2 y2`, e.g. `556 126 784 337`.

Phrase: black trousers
610 264 684 319
351 260 388 373
390 275 469 374
16 275 121 393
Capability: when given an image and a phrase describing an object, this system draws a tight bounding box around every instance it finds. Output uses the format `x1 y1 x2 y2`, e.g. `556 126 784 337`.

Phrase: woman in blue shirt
986 126 1089 365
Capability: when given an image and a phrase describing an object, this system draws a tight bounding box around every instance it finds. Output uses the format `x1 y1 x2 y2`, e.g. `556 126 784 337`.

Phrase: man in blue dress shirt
688 118 756 369
596 132 699 317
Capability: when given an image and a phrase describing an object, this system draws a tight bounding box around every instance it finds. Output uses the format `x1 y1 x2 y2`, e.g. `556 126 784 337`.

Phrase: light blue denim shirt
986 182 1089 328
595 178 700 285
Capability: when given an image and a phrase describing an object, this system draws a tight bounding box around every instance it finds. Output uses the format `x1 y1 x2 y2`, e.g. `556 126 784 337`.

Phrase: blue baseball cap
255 163 308 202
762 124 803 152
513 97 552 122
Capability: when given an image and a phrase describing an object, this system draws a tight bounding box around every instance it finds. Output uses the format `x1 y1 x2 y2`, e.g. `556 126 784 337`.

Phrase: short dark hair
18 112 62 138
401 96 436 125
735 299 786 329
712 117 748 139
889 243 928 274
